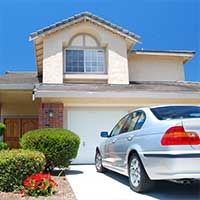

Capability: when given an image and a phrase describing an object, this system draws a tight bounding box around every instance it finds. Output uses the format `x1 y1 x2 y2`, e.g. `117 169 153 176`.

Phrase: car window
120 114 132 134
110 114 129 137
150 106 200 120
134 112 146 130
127 111 141 132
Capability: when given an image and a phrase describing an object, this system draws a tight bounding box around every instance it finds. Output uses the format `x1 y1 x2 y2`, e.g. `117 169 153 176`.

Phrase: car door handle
112 139 117 143
127 136 133 141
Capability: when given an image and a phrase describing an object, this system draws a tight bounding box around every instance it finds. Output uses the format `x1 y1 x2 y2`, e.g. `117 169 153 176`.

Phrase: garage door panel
66 107 129 164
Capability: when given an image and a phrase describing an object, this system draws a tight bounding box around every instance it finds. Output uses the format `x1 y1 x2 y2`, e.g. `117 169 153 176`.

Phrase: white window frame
64 47 106 74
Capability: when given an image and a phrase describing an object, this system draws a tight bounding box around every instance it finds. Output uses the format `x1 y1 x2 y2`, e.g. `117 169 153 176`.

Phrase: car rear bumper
140 151 200 180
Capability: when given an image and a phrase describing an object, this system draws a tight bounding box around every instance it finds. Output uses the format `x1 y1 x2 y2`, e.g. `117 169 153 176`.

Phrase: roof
29 12 141 42
33 81 200 99
0 72 40 89
1 72 199 98
129 50 195 63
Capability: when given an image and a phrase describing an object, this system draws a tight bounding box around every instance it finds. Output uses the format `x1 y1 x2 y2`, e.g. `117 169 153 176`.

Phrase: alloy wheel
129 158 141 188
95 152 102 171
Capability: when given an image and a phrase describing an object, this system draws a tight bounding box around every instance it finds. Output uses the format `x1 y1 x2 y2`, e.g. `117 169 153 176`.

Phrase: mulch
0 175 76 200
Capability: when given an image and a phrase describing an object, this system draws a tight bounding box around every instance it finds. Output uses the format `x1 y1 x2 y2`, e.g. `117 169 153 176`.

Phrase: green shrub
0 123 6 137
0 142 8 150
20 128 80 170
0 149 46 192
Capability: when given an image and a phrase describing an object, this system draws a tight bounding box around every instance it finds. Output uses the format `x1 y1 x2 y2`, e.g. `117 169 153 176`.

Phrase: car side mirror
100 131 109 138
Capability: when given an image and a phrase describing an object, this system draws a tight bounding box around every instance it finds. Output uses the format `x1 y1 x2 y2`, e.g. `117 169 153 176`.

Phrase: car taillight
161 126 200 145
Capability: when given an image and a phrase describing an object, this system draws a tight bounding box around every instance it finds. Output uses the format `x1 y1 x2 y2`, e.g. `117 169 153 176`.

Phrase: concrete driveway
66 165 200 200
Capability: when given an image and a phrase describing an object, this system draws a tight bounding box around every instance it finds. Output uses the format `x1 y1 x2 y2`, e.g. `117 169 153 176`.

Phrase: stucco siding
128 55 184 81
0 91 40 118
42 21 130 84
2 104 38 117
42 97 200 108
107 39 129 84
43 36 63 83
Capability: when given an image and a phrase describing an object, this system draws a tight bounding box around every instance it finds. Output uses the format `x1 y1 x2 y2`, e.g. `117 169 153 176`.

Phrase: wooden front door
4 118 38 148
4 119 21 148
21 119 38 136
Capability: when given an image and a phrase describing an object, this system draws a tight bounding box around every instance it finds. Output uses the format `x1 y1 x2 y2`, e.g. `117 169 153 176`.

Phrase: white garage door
66 107 129 164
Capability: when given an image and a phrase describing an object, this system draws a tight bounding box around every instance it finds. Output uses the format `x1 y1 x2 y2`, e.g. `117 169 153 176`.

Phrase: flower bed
0 175 76 200
21 173 58 197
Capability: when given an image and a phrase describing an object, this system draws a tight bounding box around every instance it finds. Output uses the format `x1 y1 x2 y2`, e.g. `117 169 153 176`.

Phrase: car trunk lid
182 118 200 149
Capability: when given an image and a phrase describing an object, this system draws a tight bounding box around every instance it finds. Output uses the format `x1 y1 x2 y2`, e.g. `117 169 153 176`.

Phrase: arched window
64 34 105 73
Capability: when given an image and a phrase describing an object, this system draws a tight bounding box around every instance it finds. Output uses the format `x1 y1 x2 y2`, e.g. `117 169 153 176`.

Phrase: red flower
41 185 47 190
22 173 58 197
49 179 58 187
20 189 25 195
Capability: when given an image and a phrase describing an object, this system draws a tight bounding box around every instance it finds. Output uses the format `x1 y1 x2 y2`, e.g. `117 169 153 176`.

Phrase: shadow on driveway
103 169 200 200
65 170 84 175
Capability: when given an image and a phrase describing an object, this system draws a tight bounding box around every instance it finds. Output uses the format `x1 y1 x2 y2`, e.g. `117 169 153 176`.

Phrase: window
127 112 141 132
110 115 129 137
65 49 105 73
121 111 146 133
150 106 200 120
134 112 146 130
110 111 146 137
64 34 105 73
65 50 84 72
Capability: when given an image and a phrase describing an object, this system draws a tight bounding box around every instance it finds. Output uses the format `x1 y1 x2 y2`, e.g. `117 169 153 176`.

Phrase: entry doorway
4 118 38 148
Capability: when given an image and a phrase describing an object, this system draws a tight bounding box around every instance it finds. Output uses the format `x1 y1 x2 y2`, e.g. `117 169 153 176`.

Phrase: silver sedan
95 105 200 192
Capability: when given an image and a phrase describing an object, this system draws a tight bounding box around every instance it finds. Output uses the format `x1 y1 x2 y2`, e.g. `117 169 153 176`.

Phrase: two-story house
0 12 199 163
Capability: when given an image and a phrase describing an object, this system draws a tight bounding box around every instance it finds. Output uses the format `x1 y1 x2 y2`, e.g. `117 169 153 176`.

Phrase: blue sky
0 0 199 81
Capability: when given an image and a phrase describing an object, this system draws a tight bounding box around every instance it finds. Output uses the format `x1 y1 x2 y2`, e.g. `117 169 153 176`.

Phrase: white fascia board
34 90 200 99
133 51 194 58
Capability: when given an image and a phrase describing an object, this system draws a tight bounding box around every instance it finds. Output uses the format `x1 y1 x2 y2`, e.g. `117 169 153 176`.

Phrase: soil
0 175 76 200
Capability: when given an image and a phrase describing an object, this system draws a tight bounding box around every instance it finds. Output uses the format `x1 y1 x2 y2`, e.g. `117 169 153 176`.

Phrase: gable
33 17 137 76
41 20 131 84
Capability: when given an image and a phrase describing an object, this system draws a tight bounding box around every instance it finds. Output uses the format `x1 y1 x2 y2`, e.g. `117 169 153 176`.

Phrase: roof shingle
34 81 200 93
29 12 141 42
0 72 40 84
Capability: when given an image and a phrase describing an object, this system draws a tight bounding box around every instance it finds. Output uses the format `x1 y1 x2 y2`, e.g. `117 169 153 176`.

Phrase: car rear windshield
150 106 200 120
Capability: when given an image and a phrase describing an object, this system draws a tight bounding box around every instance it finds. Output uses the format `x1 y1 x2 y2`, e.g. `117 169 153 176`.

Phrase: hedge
0 149 46 192
20 128 80 171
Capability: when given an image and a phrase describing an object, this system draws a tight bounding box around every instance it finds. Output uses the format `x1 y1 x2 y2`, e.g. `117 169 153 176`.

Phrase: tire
95 150 106 173
128 153 154 192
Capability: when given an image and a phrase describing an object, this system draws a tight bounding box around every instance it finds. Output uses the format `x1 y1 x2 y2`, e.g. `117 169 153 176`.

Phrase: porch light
48 111 54 118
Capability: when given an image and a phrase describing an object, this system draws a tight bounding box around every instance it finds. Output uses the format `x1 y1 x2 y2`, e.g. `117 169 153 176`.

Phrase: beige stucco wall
128 54 185 81
2 104 39 117
43 35 63 83
42 97 200 108
43 21 130 84
0 91 40 118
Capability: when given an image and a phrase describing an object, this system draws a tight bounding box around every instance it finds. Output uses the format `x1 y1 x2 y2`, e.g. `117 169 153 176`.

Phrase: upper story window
64 34 105 73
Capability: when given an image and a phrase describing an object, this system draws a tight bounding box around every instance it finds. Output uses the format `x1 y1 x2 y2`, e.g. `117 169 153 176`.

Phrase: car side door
112 111 144 170
103 114 130 167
